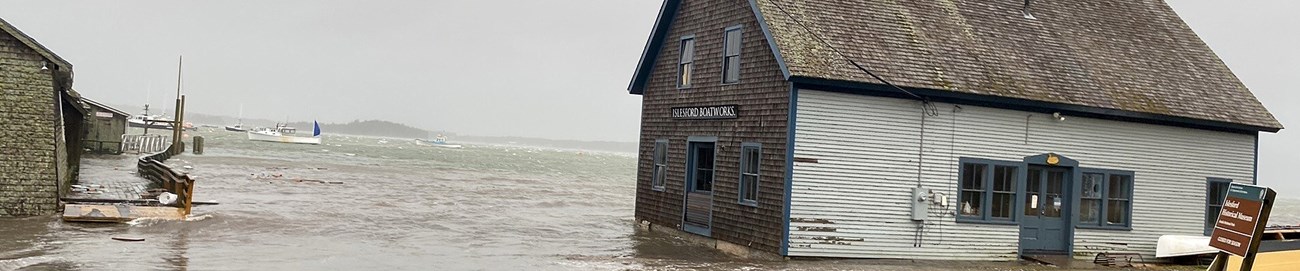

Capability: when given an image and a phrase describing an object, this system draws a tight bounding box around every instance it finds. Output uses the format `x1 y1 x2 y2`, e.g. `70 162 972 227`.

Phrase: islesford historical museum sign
1207 183 1277 271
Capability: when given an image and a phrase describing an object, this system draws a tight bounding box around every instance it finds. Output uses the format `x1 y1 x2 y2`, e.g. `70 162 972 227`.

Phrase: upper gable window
678 36 695 88
722 26 742 84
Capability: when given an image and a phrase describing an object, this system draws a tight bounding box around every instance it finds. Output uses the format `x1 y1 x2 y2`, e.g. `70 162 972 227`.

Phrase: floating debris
112 236 145 242
290 179 344 185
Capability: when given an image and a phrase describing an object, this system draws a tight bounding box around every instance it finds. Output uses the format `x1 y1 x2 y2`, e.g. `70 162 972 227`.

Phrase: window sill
956 218 1018 225
721 81 740 86
738 200 757 207
651 186 665 192
1076 224 1132 231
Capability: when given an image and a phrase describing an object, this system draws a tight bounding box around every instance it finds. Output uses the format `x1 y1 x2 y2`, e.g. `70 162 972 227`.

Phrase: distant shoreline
319 132 637 154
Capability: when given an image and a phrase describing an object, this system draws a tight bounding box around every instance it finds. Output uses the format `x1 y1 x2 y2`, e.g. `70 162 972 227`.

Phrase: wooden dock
63 142 199 223
62 204 185 223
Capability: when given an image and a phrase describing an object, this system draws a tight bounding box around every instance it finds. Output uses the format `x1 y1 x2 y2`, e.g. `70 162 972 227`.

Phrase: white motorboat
247 122 321 145
224 124 247 132
415 134 462 149
128 114 174 129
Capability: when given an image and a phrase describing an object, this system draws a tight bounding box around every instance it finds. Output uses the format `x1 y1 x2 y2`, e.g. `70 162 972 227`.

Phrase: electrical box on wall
912 187 930 221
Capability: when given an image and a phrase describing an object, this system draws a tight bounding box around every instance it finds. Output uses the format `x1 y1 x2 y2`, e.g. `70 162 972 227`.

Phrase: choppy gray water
1 129 1298 271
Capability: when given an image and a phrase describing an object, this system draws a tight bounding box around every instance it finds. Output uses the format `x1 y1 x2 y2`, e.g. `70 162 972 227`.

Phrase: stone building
0 17 82 217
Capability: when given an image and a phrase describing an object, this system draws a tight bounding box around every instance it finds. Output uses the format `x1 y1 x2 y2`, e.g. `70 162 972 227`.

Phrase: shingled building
627 0 1282 261
1 17 82 217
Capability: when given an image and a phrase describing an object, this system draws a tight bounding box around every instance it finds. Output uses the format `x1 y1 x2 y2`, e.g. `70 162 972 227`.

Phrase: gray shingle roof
753 0 1282 131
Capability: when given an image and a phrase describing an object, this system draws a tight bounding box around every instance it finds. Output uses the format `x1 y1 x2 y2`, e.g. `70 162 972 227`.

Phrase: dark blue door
682 142 714 236
1021 166 1070 254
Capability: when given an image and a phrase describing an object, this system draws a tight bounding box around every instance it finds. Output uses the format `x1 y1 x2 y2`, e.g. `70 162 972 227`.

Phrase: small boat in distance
225 104 247 132
224 124 247 132
415 134 462 149
247 121 322 145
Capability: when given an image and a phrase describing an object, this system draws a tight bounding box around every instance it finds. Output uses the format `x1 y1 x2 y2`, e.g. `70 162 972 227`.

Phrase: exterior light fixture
1053 112 1066 122
40 61 49 71
1022 0 1036 20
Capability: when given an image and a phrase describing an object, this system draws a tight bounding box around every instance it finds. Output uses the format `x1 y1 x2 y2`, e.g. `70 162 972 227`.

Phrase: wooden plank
1228 250 1300 271
61 204 185 223
60 198 219 205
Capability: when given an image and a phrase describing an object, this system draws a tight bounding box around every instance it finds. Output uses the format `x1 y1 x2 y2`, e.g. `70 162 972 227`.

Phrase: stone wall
0 30 61 217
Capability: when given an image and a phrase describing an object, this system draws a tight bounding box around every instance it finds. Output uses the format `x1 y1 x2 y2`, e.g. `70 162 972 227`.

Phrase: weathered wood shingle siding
788 89 1255 260
0 31 61 217
634 0 791 253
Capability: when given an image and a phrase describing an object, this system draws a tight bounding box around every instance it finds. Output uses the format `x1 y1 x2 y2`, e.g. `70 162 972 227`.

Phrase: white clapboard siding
788 90 1255 260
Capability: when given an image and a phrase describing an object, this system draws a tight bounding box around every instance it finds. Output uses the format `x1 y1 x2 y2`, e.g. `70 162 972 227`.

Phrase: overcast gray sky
0 0 658 142
2 1 1296 195
1165 1 1300 197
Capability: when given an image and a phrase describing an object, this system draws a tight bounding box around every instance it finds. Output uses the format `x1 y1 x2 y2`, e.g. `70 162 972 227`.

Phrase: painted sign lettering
671 105 739 120
1208 183 1273 257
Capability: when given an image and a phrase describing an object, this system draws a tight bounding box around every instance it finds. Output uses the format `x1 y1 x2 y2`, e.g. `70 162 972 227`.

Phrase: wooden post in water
171 56 184 153
178 95 186 154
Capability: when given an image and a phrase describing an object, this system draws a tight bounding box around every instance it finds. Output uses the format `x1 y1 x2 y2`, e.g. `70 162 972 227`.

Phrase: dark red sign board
1208 183 1272 257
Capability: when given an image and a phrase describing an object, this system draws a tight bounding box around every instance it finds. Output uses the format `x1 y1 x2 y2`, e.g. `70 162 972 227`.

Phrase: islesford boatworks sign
1208 183 1275 257
671 105 738 120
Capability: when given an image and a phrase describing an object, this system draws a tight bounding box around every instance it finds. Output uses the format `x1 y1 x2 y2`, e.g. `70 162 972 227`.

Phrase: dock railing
122 134 171 154
137 143 195 215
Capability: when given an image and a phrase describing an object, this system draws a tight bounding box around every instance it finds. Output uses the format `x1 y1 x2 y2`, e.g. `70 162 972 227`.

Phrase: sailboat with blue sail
247 120 323 145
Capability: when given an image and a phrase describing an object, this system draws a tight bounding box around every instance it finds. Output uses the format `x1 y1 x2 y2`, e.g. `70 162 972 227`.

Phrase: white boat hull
414 139 462 149
1156 235 1217 258
129 119 173 129
247 131 321 145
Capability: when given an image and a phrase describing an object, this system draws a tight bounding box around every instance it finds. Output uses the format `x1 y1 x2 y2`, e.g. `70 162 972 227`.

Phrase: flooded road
2 130 748 270
1 129 1297 270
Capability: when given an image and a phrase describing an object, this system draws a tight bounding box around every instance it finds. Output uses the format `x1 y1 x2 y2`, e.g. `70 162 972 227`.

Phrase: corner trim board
781 83 797 256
